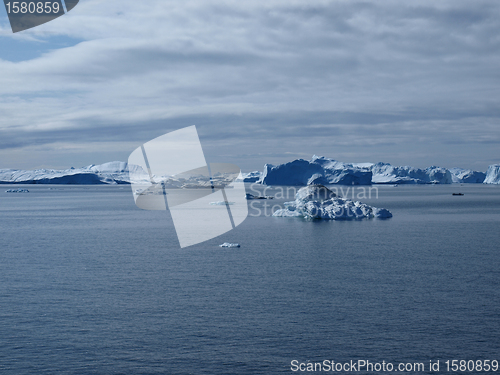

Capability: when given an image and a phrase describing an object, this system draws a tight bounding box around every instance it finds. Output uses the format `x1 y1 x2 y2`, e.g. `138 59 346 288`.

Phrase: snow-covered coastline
1 158 498 185
259 155 372 186
0 161 136 185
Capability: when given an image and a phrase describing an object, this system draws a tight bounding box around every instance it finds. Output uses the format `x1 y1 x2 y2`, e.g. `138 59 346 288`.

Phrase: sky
0 0 499 172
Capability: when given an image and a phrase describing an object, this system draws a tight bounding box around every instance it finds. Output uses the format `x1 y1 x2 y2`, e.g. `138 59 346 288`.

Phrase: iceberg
238 171 262 183
256 156 458 186
0 169 105 184
0 162 145 185
483 164 500 184
371 162 452 184
259 155 372 186
245 193 273 200
0 160 243 187
0 157 490 187
449 168 486 183
219 242 241 248
273 185 392 220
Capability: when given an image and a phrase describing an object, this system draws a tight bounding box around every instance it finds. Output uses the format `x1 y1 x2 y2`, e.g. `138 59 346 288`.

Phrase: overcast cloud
0 0 499 171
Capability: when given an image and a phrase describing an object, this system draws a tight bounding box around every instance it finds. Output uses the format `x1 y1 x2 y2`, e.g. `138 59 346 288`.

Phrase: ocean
0 184 499 374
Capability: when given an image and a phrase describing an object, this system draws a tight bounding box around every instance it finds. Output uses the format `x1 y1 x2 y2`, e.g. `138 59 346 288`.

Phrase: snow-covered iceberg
0 160 243 187
259 155 372 186
238 171 262 183
483 164 500 184
257 155 457 186
5 188 29 193
371 162 452 184
219 242 240 248
0 161 144 185
0 157 491 186
0 168 106 185
449 168 486 183
273 185 392 220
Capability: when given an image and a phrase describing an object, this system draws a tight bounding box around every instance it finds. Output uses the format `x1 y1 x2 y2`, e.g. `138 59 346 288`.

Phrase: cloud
0 0 499 170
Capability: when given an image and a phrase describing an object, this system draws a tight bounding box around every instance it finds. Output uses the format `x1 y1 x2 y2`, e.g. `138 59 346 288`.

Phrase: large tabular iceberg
483 165 500 184
1 158 493 186
0 160 241 187
259 155 372 186
371 162 452 184
449 168 486 183
257 156 459 186
273 185 392 220
0 161 142 185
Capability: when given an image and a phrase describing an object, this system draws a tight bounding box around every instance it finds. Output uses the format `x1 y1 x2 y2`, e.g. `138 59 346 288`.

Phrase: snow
371 162 452 184
449 168 486 183
257 156 459 186
259 155 372 186
483 164 500 184
0 162 144 185
219 243 240 248
273 185 392 220
0 158 493 186
237 171 262 183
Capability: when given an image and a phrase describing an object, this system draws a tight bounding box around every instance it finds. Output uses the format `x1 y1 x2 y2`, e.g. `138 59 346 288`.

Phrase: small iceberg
273 185 392 220
245 193 273 200
5 189 29 193
210 201 235 205
219 242 240 248
239 171 262 183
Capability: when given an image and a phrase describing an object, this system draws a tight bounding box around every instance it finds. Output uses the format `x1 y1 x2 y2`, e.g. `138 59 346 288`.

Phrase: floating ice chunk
273 208 303 217
5 189 29 193
237 171 262 183
219 242 240 248
273 185 392 220
245 193 273 200
372 207 393 218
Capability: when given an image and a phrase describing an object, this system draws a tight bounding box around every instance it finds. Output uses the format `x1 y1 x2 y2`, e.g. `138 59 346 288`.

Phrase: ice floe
273 185 392 220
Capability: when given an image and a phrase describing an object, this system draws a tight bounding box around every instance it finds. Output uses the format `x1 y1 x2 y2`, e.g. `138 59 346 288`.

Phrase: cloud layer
0 0 499 170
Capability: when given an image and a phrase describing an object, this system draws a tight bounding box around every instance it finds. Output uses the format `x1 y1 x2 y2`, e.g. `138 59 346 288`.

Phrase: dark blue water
0 184 499 374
